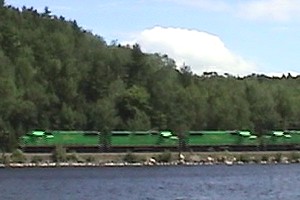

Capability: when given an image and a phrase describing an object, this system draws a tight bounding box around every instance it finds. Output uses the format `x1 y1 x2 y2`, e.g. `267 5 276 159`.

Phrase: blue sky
6 0 300 76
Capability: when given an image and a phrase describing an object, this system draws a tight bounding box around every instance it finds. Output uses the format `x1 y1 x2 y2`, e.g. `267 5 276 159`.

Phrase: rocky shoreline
1 152 300 168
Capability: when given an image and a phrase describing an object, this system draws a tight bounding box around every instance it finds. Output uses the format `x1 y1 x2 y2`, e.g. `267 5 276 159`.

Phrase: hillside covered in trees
1 3 300 144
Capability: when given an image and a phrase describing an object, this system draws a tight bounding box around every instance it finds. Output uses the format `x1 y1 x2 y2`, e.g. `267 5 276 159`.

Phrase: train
18 129 300 153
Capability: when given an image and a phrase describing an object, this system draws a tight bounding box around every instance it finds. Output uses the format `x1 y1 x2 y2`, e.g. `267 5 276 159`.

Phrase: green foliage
88 97 119 131
237 154 250 163
0 0 4 7
274 153 282 162
67 151 84 163
123 151 139 163
126 110 151 131
1 3 300 147
289 152 300 162
156 150 172 163
10 149 26 163
52 145 67 162
85 155 95 163
116 85 150 128
0 155 9 164
261 154 268 162
0 131 10 153
31 155 43 163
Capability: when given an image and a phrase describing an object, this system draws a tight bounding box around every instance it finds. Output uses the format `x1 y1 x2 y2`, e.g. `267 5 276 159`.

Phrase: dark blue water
0 164 300 200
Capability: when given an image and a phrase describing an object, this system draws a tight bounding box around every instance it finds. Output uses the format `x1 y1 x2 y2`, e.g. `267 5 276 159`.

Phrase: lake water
0 164 300 200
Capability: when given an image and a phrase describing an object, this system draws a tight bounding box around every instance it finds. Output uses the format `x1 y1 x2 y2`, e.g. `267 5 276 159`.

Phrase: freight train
19 130 300 153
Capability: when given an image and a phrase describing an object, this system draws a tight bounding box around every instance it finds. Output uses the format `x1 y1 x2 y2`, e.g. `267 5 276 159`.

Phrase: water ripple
0 164 299 200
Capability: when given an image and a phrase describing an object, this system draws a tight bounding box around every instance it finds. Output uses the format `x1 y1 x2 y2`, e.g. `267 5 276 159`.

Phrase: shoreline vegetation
1 149 300 168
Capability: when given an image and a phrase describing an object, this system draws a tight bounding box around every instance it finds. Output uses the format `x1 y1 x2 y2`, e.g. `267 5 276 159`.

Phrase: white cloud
237 0 300 21
124 26 256 76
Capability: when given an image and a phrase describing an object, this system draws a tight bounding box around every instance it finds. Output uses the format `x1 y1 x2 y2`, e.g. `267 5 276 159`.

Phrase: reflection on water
0 164 300 200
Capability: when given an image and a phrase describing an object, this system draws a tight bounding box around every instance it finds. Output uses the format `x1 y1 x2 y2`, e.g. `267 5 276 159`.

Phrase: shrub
260 154 268 162
67 151 84 163
249 156 259 163
289 152 300 162
238 154 250 163
10 149 26 163
85 155 96 163
156 150 172 163
274 153 282 162
52 145 67 162
0 155 9 164
216 156 226 163
31 156 43 164
123 152 139 163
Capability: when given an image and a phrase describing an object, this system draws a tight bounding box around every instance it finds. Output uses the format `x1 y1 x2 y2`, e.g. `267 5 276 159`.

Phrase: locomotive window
189 132 204 136
273 131 284 137
132 131 151 135
249 135 257 139
111 131 131 136
84 131 100 136
112 133 130 136
161 131 173 137
31 131 45 137
239 131 251 137
229 131 239 135
150 131 159 135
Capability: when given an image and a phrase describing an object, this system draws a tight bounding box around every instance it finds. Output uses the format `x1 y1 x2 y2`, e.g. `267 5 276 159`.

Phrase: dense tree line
1 4 300 147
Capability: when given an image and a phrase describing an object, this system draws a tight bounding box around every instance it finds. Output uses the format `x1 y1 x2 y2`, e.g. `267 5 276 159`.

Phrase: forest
1 2 300 147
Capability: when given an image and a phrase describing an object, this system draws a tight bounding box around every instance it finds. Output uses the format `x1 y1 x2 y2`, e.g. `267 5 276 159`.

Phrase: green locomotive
21 130 100 146
21 130 100 152
261 130 300 150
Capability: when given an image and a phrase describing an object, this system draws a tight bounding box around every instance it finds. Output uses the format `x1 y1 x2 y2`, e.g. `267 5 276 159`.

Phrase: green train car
185 130 258 151
18 129 300 152
108 131 178 147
